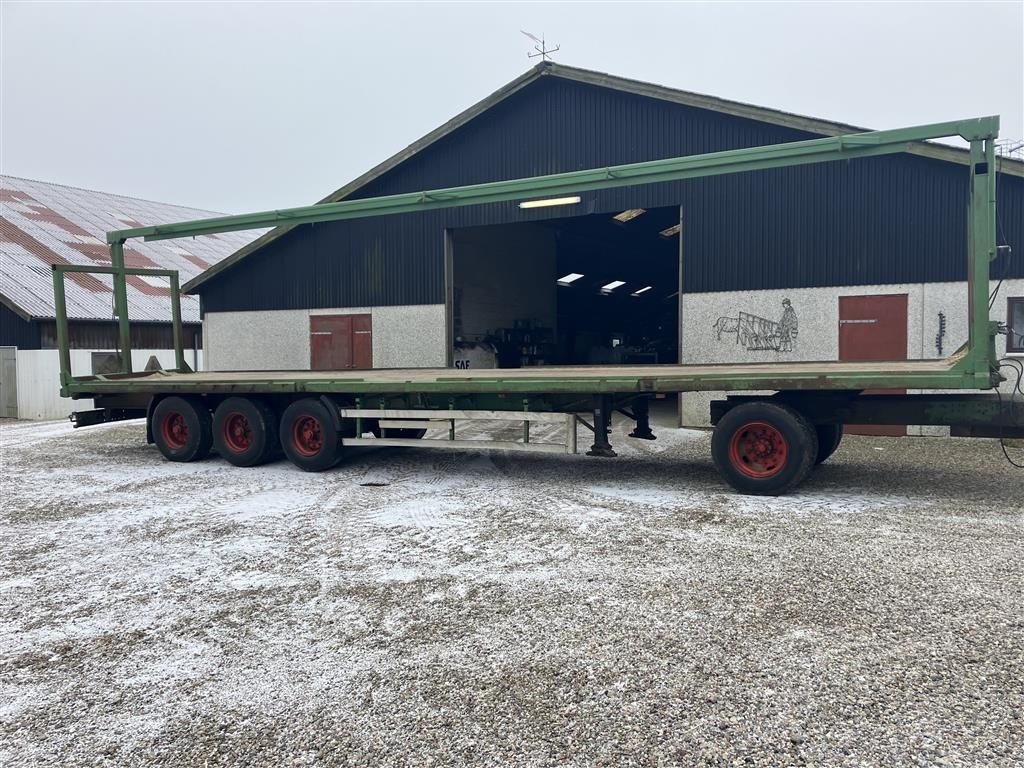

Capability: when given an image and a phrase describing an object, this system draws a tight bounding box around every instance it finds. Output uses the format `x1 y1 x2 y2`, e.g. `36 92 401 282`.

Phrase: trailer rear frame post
168 271 187 372
51 267 71 387
966 133 999 383
109 240 133 374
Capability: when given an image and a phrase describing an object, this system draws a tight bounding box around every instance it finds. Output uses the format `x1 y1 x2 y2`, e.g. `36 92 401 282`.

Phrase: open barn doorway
447 206 682 372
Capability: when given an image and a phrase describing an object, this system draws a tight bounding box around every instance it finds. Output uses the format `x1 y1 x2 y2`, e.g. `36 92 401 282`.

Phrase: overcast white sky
2 1 1022 213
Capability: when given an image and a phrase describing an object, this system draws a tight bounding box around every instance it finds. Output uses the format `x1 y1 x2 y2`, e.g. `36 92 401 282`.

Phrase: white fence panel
14 348 203 421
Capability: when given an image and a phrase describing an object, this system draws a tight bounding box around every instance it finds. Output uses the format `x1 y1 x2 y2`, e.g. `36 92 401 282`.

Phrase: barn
0 176 257 419
182 62 1024 428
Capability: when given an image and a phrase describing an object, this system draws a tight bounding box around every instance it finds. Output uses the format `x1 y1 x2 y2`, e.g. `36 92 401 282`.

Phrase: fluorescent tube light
631 286 653 296
612 208 645 223
601 280 626 294
659 224 681 237
557 272 585 286
518 195 581 209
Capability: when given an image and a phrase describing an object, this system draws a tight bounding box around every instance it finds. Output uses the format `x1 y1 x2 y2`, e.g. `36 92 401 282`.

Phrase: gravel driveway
1 417 1021 767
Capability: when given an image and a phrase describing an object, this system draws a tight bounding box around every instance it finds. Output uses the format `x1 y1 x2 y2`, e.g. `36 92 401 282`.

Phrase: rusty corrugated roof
0 175 261 322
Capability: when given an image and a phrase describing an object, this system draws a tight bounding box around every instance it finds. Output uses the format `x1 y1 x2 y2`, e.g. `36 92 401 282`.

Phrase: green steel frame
51 264 187 387
52 116 1002 399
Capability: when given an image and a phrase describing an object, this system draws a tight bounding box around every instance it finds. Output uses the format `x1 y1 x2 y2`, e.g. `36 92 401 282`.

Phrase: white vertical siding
12 348 203 421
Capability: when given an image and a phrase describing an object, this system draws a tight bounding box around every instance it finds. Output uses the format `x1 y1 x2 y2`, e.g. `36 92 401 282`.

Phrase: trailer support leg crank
627 396 657 440
586 395 617 457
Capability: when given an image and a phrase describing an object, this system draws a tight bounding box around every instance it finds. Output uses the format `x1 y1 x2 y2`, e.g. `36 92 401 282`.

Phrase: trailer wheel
711 402 818 495
280 398 343 472
815 424 844 465
213 397 279 467
151 396 213 462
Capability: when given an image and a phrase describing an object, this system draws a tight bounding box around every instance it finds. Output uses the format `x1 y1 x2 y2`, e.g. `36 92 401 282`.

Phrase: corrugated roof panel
0 175 263 321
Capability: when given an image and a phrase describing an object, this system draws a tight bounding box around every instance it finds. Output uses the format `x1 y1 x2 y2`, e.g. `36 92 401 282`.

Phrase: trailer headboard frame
51 264 187 388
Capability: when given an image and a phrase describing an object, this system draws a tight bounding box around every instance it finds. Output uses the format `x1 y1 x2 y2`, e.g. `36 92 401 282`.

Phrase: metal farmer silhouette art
714 298 799 353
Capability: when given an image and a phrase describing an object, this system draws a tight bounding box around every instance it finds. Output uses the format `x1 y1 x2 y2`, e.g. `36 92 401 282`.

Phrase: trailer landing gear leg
586 396 617 457
628 396 656 440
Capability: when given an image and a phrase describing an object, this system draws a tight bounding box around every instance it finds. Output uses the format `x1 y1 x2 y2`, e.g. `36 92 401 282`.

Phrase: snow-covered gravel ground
1 416 1021 767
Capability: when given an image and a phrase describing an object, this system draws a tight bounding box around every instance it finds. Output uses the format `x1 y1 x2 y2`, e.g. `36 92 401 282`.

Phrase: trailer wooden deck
67 355 982 399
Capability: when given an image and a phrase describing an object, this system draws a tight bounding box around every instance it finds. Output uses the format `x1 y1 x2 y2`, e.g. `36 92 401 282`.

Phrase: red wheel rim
160 411 189 450
728 421 789 478
221 411 253 453
292 415 323 457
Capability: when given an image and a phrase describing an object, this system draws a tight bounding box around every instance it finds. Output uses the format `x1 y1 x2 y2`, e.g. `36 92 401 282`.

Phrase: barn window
1008 297 1024 354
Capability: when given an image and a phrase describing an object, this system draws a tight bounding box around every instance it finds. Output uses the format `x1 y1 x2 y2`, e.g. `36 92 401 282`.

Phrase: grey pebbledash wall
204 305 446 372
679 279 1024 430
202 280 1022 434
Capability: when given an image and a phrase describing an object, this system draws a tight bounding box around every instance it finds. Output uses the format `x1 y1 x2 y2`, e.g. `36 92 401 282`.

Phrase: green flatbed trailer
53 117 1023 494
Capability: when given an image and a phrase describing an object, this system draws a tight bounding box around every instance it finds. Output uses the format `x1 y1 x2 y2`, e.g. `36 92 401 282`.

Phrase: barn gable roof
184 60 1023 293
0 175 259 322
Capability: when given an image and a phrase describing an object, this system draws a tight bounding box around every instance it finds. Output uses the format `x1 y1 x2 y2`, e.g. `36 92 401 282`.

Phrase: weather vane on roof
996 138 1024 161
521 30 559 61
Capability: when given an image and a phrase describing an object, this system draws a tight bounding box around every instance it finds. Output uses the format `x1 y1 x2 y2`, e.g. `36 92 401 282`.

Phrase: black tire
815 424 843 465
151 396 213 462
280 398 344 472
711 401 818 496
213 397 279 467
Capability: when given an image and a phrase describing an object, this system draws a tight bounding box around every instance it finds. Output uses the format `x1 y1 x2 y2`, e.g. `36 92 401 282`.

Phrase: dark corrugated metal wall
198 75 1023 313
0 304 201 350
36 321 202 351
0 303 41 348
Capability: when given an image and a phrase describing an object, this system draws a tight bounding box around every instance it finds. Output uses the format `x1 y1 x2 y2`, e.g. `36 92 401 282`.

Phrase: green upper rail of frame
53 115 1000 390
107 117 998 244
